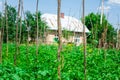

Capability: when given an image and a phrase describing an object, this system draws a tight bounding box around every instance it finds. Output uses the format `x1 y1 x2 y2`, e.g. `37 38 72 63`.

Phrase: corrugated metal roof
41 13 89 33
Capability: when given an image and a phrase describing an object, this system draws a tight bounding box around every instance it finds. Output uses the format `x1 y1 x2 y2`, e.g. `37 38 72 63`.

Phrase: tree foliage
85 13 116 47
3 5 17 42
25 11 48 42
0 5 47 43
62 29 73 40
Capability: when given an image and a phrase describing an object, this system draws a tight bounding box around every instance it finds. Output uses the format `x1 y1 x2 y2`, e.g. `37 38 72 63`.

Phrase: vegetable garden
0 0 120 80
0 44 119 80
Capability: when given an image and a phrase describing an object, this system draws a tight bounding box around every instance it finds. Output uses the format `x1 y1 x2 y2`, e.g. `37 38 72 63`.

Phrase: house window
74 35 80 43
75 38 80 43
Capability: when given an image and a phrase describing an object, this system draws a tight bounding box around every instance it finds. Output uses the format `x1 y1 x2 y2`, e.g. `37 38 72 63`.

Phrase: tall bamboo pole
82 0 87 80
21 0 29 63
36 0 39 60
0 30 2 63
116 15 120 49
100 0 104 24
5 0 8 57
0 1 4 63
19 0 22 44
57 0 62 79
14 0 21 65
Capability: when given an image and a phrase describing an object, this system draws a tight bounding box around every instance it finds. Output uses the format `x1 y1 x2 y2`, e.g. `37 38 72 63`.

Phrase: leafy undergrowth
0 43 120 80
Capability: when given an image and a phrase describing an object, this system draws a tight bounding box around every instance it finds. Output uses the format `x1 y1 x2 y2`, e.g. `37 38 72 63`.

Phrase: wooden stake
21 0 29 63
0 30 2 63
57 0 62 79
5 0 8 57
36 0 39 59
116 15 120 49
100 0 104 24
0 2 4 63
14 0 21 65
19 0 22 44
82 0 87 80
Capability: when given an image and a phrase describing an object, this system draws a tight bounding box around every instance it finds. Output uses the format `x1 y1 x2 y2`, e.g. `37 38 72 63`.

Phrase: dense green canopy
84 13 117 47
0 5 47 43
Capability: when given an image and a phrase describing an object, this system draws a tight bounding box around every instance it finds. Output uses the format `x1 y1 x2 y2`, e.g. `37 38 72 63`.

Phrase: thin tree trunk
5 0 8 57
57 0 62 80
14 0 21 65
82 0 87 80
36 0 39 60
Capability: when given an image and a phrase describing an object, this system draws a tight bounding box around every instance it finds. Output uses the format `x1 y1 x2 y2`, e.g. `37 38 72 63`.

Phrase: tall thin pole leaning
82 0 87 80
21 0 29 62
36 0 39 60
57 0 62 80
0 29 2 63
19 0 22 44
0 1 4 63
5 0 8 57
100 0 104 24
116 15 120 49
14 0 21 65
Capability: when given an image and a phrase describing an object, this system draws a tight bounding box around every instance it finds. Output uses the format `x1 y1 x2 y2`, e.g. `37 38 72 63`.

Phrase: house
41 13 89 45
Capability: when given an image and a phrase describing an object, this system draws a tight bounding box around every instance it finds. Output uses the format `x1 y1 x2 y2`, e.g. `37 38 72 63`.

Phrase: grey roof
41 13 89 33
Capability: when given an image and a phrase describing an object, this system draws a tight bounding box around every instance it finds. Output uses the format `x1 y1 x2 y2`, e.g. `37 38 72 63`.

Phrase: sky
0 0 120 28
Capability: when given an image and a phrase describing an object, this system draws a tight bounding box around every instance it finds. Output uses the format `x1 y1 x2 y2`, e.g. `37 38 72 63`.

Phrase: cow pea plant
0 43 119 80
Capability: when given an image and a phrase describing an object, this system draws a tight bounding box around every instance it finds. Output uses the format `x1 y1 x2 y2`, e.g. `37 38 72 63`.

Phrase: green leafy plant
0 44 120 79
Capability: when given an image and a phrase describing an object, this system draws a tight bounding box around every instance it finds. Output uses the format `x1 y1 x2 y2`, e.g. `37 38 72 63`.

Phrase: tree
62 29 73 40
25 11 47 43
3 5 17 42
0 4 17 63
0 4 47 43
85 13 116 48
